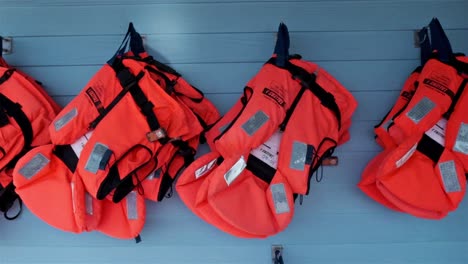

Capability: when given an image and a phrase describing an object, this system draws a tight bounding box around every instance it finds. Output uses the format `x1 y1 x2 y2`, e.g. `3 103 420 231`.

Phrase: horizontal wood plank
2 197 466 247
4 30 468 66
0 1 467 36
3 242 465 264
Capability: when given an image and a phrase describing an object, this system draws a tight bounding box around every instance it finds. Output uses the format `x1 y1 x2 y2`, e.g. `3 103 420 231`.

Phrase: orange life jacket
0 48 60 220
13 23 219 240
359 18 468 219
177 23 357 238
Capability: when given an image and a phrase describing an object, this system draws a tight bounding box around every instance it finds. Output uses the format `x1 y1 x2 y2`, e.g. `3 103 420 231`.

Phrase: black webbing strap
246 154 276 184
112 60 166 143
266 58 342 130
0 69 15 86
0 93 33 162
144 57 181 77
88 68 144 129
156 139 197 200
429 18 453 64
444 79 468 119
145 66 176 94
416 134 444 163
106 144 153 202
53 145 79 172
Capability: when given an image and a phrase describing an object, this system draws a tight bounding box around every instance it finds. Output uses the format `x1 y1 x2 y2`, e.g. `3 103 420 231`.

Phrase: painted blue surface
0 1 467 263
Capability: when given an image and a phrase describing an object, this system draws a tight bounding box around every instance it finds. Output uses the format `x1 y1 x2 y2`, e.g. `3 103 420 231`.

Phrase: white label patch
70 130 94 158
454 123 468 155
271 183 290 214
425 118 447 146
250 131 281 169
224 156 247 186
396 143 418 168
195 158 218 179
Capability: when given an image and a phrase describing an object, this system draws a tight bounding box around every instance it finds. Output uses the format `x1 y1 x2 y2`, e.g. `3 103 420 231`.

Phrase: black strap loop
108 22 145 65
274 22 290 68
0 69 15 86
418 26 431 66
0 93 33 163
429 18 453 63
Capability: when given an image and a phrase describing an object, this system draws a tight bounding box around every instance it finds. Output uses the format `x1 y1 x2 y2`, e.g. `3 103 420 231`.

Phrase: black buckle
146 128 167 142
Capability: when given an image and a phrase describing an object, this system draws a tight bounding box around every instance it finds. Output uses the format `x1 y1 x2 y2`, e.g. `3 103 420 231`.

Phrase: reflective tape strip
18 153 49 179
454 123 468 154
241 111 269 136
127 191 138 220
195 158 218 179
84 143 110 174
271 183 289 214
406 97 435 124
290 141 307 171
395 144 417 168
438 160 461 193
54 108 78 131
224 156 246 186
85 192 93 216
71 182 76 213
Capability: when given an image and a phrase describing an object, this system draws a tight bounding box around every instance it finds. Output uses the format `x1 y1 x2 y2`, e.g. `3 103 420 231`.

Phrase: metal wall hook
272 245 284 264
2 37 13 55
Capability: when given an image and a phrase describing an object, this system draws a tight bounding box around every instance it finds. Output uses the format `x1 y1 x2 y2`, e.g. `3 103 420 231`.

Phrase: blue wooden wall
1 0 468 263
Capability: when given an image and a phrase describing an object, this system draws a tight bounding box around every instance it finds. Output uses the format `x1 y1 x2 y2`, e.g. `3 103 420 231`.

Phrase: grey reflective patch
127 191 138 220
438 160 461 193
84 143 110 174
271 183 289 214
406 97 435 124
241 111 269 136
454 123 468 154
290 141 307 171
18 153 49 179
85 193 93 215
54 108 78 131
